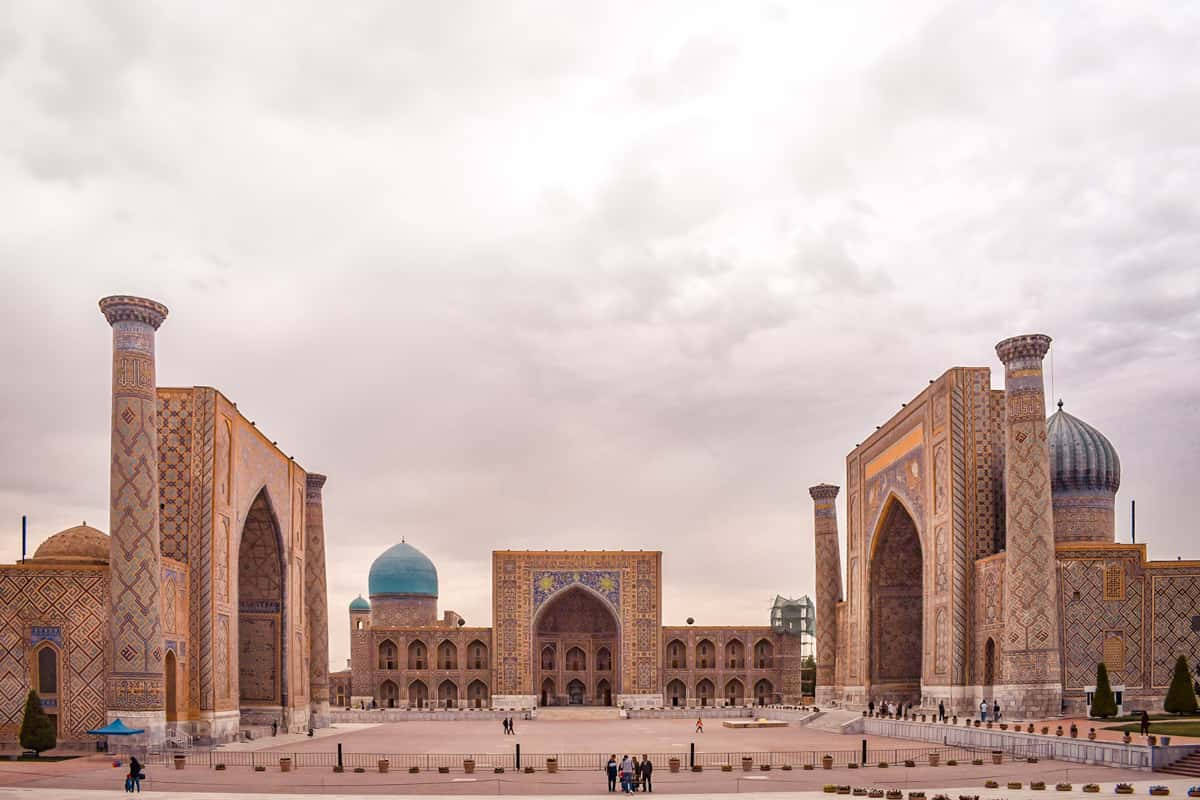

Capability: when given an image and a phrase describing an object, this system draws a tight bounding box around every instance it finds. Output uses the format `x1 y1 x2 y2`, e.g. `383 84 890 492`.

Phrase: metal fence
144 743 1028 771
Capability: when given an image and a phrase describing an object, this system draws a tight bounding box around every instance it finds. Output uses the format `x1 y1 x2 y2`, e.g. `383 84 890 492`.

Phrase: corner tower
809 483 842 706
99 295 169 742
994 334 1062 718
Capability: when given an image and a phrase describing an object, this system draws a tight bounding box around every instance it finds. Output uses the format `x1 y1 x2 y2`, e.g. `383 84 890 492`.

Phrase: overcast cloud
1 2 1197 672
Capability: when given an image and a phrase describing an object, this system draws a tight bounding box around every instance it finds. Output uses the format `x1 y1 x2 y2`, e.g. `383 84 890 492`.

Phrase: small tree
1164 655 1199 715
19 690 56 755
1090 663 1118 718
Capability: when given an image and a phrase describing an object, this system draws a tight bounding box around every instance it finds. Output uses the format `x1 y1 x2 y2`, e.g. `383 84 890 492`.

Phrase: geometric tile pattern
101 301 168 713
237 491 284 705
305 475 330 707
810 484 842 693
1151 573 1200 687
156 392 193 563
1058 558 1144 689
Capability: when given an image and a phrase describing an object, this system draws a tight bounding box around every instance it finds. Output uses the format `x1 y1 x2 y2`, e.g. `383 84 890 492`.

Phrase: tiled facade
1 296 330 747
344 550 802 710
814 333 1200 717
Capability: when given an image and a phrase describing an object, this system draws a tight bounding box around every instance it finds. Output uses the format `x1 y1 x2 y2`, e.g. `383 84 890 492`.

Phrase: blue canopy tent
87 719 145 758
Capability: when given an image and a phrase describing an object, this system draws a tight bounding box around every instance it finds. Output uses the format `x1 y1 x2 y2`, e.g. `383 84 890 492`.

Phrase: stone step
535 706 621 720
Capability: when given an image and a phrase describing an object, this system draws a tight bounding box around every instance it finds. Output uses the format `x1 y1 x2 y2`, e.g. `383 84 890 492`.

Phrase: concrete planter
992 751 1003 765
743 757 755 771
463 759 475 774
279 758 292 773
669 758 680 773
822 755 833 770
546 758 558 773
174 754 186 770
378 760 389 774
927 753 939 767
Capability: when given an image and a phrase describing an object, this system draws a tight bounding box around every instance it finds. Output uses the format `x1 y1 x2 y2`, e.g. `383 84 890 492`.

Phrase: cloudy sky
2 2 1197 672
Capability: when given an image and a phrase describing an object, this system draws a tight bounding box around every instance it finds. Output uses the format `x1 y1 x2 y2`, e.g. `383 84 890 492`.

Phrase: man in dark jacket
640 754 653 792
607 755 618 792
938 700 945 722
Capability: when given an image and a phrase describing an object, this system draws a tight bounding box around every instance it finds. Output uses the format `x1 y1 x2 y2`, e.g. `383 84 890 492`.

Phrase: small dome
31 524 109 564
1048 401 1121 494
368 541 437 598
349 595 371 612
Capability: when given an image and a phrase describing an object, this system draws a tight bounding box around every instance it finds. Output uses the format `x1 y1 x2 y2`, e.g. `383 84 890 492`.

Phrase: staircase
1159 750 1200 777
536 706 621 721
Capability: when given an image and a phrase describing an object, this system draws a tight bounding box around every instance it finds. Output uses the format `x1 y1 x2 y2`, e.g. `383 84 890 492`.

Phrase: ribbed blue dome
368 542 438 597
1047 401 1121 494
349 594 371 611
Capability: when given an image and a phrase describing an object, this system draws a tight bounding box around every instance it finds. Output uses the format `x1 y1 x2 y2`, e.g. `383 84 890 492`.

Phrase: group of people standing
867 699 912 718
606 754 653 794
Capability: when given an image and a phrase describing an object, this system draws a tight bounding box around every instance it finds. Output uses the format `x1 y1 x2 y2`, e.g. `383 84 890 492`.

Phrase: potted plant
546 757 558 773
837 784 850 793
494 767 504 774
1028 722 1035 733
691 764 703 772
973 719 980 728
1028 756 1039 763
824 785 837 793
353 767 365 773
1122 732 1132 744
992 751 1003 765
904 759 915 767
377 759 389 773
1185 788 1200 798
438 766 450 774
174 754 186 770
1031 781 1046 790
669 757 680 773
463 758 475 774
928 752 940 767
1149 787 1169 797
1000 723 1008 730
782 764 793 771
1041 725 1050 735
822 754 833 770
255 765 267 772
1057 783 1073 791
722 764 733 772
280 757 293 773
986 721 992 728
877 761 888 769
216 763 227 771
909 791 926 799
886 791 903 799
985 780 999 788
952 715 958 724
409 765 420 773
1148 735 1158 746
1083 784 1100 793
761 764 772 771
868 790 884 797
848 762 859 769
1115 784 1134 794
804 763 815 770
1055 726 1063 737
970 758 982 765
947 759 958 766
1008 782 1023 790
1089 728 1097 740
853 788 868 796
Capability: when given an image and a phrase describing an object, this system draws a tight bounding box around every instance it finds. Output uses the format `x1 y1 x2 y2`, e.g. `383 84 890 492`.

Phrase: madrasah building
809 333 1200 719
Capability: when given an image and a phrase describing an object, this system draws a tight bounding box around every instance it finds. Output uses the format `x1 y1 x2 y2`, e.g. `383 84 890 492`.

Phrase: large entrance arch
238 489 286 723
533 585 619 706
868 498 924 703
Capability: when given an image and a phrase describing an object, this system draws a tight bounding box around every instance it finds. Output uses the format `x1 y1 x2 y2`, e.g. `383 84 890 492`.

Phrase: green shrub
1090 663 1118 718
1165 655 1199 715
19 691 55 755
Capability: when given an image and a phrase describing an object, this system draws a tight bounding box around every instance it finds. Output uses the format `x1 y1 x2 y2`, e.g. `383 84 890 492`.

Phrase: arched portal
438 679 458 708
725 678 744 706
754 678 774 706
597 678 612 706
408 640 427 670
238 489 286 721
567 678 586 705
696 678 714 707
533 585 619 706
666 678 686 707
380 680 398 708
868 498 924 702
165 650 178 721
35 646 59 736
666 639 686 669
408 679 428 708
468 679 489 708
468 640 488 670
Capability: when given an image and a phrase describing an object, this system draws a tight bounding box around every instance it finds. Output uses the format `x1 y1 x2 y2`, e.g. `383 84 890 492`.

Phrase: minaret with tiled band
994 333 1063 719
809 483 842 706
304 473 331 727
100 295 169 742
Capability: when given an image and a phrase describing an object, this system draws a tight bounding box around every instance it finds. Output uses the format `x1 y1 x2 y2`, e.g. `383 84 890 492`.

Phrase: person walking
979 699 987 722
126 756 143 793
1140 710 1151 737
938 700 945 722
641 754 653 792
502 717 509 735
607 754 619 792
868 699 875 716
993 701 1000 722
620 754 634 794
696 716 703 733
509 717 516 735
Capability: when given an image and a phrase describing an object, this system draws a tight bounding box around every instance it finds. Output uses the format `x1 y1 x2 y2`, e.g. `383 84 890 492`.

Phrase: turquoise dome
368 541 438 598
349 594 370 611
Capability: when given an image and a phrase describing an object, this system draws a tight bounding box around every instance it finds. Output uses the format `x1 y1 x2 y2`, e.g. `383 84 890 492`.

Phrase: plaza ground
0 717 1174 795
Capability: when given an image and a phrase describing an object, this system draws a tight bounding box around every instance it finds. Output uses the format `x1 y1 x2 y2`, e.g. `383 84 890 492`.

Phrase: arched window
595 647 612 671
378 640 397 670
380 680 399 708
725 678 744 706
725 639 744 669
541 645 556 671
409 679 428 708
438 640 458 670
469 640 488 670
566 647 586 671
36 646 58 695
696 639 714 669
754 678 774 706
666 679 686 707
696 678 714 707
356 619 364 630
667 639 686 669
438 679 458 708
754 639 773 668
408 641 427 670
468 679 489 708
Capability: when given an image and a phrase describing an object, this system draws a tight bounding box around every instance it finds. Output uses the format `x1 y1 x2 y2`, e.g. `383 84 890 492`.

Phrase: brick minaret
304 473 331 727
994 334 1063 719
809 483 842 706
100 295 169 741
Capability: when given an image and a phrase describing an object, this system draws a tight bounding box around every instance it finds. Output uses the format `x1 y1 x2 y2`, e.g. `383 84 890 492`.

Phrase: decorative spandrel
532 571 620 613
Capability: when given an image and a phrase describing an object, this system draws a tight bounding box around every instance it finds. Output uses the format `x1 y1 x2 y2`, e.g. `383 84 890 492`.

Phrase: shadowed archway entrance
238 489 286 725
868 498 923 703
533 586 619 706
